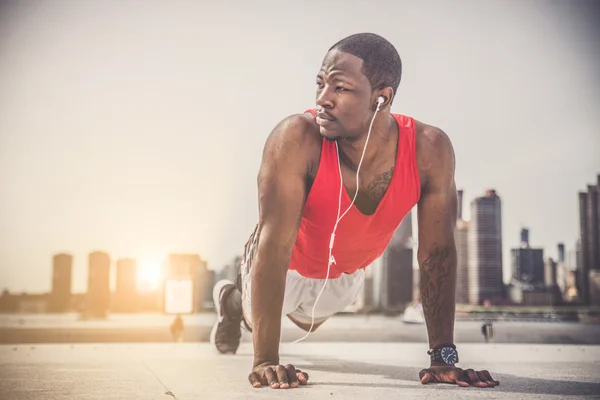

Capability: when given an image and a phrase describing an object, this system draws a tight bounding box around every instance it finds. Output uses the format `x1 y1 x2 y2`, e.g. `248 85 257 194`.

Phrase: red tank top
288 109 421 279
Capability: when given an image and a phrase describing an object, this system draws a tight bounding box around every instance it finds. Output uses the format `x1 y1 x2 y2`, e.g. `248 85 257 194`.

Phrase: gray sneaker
210 279 242 354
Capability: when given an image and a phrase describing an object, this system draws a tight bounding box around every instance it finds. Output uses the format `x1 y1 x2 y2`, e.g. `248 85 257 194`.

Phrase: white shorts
238 225 365 329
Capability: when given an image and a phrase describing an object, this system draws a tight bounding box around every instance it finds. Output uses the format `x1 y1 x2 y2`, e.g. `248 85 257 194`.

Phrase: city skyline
1 1 599 293
0 183 593 295
2 183 591 311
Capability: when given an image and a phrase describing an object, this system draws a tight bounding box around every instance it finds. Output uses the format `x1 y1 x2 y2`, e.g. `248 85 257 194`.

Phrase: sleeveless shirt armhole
410 118 422 203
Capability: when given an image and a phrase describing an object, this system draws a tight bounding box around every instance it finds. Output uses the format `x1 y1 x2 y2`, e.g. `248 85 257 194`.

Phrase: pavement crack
143 360 178 400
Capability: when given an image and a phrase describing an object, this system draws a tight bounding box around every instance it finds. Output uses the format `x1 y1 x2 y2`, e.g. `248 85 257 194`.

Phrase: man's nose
316 86 333 109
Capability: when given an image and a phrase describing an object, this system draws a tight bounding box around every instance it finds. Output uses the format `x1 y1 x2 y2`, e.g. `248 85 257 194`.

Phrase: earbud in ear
375 96 385 111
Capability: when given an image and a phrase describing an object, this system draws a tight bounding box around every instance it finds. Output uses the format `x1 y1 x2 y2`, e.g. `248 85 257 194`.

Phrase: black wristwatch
427 344 459 365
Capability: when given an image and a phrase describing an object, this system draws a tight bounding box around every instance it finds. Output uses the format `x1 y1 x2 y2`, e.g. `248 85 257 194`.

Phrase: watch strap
427 344 458 365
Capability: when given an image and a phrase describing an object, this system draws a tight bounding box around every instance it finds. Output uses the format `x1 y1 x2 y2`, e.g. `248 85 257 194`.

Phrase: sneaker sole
210 279 236 353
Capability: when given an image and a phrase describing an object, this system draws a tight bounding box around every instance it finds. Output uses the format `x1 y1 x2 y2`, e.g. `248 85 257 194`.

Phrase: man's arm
416 125 458 352
415 125 499 389
251 114 317 368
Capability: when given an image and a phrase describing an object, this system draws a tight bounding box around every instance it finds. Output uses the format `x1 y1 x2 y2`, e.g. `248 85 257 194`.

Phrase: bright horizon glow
136 257 164 292
0 1 598 293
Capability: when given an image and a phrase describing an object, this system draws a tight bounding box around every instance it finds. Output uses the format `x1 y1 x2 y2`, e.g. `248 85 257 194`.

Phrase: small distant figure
481 299 494 343
481 320 494 343
170 314 184 342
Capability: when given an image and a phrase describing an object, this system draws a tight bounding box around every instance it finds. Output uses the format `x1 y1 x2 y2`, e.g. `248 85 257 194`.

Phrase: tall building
86 251 111 317
168 254 209 312
557 243 565 264
49 253 72 312
114 258 137 312
545 258 558 287
507 228 564 306
468 189 504 305
511 228 545 285
454 189 469 304
555 243 570 298
378 212 414 311
545 257 563 305
590 270 600 306
578 174 600 305
520 228 529 247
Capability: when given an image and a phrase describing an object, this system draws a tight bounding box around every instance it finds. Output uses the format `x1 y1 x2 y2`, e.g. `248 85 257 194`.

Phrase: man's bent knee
287 314 327 332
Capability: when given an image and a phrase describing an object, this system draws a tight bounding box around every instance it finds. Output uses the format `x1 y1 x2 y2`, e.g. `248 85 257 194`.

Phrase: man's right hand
248 362 309 389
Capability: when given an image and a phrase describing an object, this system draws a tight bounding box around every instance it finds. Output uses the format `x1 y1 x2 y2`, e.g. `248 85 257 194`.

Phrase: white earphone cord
292 101 382 344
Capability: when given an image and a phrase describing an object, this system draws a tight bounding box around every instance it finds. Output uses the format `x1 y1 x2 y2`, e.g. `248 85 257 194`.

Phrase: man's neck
336 113 396 171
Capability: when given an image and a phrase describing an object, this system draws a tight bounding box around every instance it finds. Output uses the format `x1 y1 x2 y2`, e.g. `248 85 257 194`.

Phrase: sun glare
136 258 164 292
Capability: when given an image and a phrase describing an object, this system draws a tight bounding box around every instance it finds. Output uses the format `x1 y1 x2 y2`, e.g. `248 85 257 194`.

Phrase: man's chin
319 127 341 142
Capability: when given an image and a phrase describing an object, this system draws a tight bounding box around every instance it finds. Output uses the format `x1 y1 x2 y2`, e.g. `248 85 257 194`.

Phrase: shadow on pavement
297 358 600 396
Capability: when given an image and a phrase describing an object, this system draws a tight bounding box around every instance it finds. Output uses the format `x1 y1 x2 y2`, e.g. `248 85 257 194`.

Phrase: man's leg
287 314 327 332
284 269 365 334
210 279 243 354
210 225 259 354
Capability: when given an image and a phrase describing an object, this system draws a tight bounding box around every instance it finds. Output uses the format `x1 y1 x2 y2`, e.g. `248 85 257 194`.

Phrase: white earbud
376 96 384 111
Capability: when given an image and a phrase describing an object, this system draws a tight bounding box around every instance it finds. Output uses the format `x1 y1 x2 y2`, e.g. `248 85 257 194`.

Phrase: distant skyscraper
545 258 558 287
86 251 111 317
168 254 209 312
590 271 600 306
578 174 600 305
114 258 137 312
511 228 545 285
49 253 72 312
380 213 413 311
555 243 569 298
520 228 529 247
454 189 469 304
468 189 504 305
455 219 469 304
557 243 565 263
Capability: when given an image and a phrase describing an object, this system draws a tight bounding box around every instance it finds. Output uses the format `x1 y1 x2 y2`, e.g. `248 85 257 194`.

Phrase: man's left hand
419 364 499 388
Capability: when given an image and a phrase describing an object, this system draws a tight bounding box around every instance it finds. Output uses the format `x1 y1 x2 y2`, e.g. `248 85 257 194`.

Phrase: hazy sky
1 0 599 293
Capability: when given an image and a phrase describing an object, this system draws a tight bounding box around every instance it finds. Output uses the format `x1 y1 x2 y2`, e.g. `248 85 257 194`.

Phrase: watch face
441 347 458 365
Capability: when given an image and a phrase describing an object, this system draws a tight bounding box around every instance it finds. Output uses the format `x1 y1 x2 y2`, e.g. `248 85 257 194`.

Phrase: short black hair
329 33 402 97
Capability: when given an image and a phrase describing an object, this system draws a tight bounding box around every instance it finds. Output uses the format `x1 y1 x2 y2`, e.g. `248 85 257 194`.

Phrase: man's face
315 50 374 141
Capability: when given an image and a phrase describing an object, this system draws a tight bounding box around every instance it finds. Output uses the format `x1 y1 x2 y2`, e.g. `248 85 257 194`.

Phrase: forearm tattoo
419 245 453 346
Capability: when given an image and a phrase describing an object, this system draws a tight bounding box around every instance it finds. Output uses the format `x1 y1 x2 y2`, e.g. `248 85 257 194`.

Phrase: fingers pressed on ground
480 370 500 386
296 369 309 385
264 367 279 388
477 370 496 387
455 378 470 387
465 369 487 388
453 368 470 387
276 365 289 389
248 372 263 388
420 371 433 384
285 365 299 388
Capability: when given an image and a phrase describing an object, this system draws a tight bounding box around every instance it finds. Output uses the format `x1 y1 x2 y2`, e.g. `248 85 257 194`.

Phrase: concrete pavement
1 342 599 399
